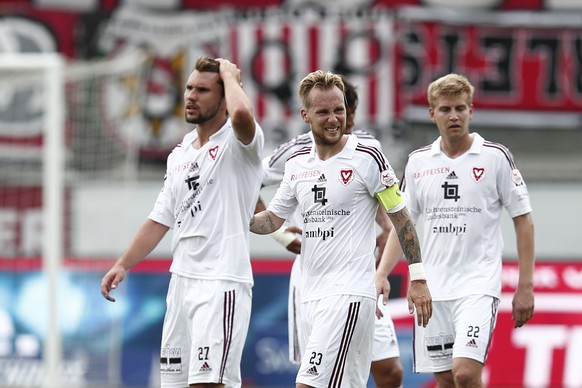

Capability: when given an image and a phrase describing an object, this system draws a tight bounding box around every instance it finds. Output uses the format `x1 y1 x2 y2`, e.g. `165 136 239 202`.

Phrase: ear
301 108 309 124
429 107 436 123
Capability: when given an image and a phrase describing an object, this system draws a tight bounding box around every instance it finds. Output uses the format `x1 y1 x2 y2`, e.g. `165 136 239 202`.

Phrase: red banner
390 262 582 387
395 8 582 126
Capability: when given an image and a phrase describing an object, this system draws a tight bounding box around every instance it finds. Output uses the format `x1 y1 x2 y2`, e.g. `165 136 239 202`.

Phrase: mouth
324 126 341 133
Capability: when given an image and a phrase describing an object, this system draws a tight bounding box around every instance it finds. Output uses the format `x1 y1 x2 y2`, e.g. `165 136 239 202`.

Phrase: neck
192 117 228 148
441 133 473 159
315 136 348 161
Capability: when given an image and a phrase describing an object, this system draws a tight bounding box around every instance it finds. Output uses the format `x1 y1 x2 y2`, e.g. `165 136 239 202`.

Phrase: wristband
271 226 297 248
408 263 427 281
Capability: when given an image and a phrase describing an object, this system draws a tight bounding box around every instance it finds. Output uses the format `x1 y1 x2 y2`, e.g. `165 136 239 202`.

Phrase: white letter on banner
513 325 567 387
564 327 582 387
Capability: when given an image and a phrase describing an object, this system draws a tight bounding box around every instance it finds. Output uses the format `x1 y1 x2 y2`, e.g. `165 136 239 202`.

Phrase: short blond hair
298 70 345 108
427 73 474 108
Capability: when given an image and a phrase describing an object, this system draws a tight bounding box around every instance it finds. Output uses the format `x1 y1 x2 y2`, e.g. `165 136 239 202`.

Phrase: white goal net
0 49 150 387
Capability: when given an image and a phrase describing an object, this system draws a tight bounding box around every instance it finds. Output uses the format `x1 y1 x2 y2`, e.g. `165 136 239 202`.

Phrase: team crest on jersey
339 169 354 185
380 170 395 187
472 167 485 182
208 145 219 161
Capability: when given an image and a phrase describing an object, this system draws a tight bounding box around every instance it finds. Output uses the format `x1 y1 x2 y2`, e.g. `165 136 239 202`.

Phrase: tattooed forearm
250 211 279 235
397 219 422 265
387 208 422 265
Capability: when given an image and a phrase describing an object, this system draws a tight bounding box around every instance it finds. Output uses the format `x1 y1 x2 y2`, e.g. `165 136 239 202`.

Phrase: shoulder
481 139 518 168
352 129 376 140
354 142 389 171
408 144 432 160
353 130 381 149
266 132 313 167
287 145 312 162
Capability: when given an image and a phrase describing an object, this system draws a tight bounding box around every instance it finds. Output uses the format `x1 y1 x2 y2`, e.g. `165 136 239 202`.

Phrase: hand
216 58 241 84
100 264 127 302
284 226 302 254
408 280 432 327
375 275 391 319
512 285 534 328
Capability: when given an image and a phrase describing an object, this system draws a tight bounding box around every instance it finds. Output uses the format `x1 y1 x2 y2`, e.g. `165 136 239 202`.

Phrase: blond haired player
251 70 431 388
258 76 404 387
380 73 535 388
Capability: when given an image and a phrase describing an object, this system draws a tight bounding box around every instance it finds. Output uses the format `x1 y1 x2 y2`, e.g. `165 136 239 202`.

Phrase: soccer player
258 75 403 387
379 73 535 388
250 70 431 388
100 57 264 388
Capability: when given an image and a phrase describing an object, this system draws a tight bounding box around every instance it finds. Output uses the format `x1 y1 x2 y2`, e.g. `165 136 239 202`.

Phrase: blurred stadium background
0 0 581 387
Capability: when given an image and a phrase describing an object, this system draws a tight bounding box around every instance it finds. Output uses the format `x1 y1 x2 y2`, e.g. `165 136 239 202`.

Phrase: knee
452 366 482 388
385 364 403 388
371 360 403 388
434 371 455 388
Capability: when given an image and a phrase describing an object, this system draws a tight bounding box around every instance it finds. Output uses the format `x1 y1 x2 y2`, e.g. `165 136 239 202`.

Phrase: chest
289 161 371 211
410 160 499 204
170 141 226 194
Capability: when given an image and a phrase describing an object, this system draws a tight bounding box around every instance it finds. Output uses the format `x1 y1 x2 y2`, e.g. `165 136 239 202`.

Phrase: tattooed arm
250 210 285 235
386 207 422 265
377 207 432 327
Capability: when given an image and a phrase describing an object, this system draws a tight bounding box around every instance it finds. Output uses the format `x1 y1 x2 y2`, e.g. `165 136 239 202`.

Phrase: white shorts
288 255 302 364
297 295 375 388
413 294 499 373
289 261 398 364
160 274 252 388
373 297 400 362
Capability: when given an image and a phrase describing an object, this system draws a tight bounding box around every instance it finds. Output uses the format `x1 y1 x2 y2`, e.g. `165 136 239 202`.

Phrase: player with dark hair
101 57 264 388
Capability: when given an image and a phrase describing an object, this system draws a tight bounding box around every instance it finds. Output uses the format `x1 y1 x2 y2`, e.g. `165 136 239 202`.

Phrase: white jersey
149 118 264 284
267 135 401 302
263 129 382 226
401 132 531 300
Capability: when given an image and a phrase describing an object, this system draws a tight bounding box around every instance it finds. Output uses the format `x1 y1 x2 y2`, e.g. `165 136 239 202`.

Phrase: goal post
0 53 65 388
0 49 149 387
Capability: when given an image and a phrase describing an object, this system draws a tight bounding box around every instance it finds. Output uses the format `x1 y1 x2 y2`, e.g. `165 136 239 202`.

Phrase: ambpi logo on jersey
339 169 354 185
208 145 219 160
472 167 485 182
380 170 396 186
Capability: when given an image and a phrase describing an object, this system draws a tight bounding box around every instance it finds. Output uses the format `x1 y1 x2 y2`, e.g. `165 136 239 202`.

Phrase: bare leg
370 357 403 388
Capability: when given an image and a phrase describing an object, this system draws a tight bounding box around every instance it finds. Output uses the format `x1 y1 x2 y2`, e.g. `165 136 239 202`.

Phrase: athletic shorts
288 255 302 364
296 294 375 388
413 294 499 373
160 274 252 388
373 296 400 362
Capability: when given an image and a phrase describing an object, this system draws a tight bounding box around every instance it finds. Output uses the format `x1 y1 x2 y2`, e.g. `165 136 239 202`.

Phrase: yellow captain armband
375 184 404 213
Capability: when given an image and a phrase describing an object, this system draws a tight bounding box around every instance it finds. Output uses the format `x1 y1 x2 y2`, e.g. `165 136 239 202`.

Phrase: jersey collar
431 132 485 156
308 133 356 161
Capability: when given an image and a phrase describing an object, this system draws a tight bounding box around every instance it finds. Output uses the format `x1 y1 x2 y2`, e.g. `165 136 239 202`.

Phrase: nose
185 89 196 101
326 114 339 124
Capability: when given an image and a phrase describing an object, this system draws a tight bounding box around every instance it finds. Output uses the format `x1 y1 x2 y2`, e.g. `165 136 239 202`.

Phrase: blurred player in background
379 73 535 388
251 70 431 388
256 75 403 387
100 57 264 388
